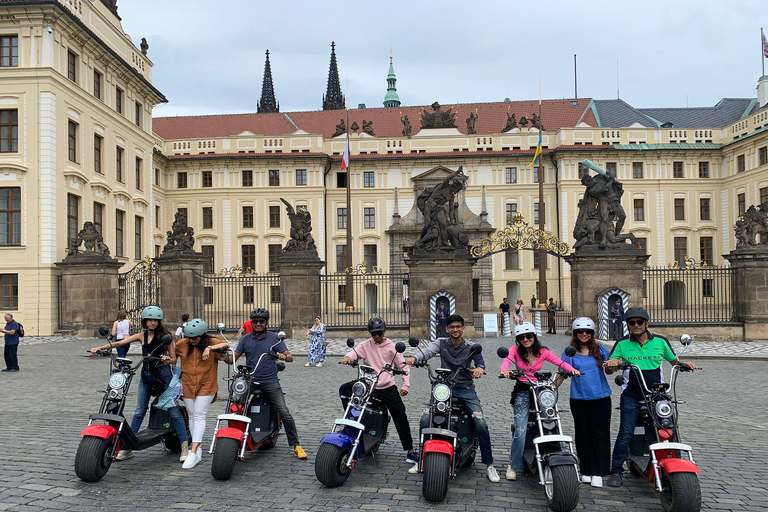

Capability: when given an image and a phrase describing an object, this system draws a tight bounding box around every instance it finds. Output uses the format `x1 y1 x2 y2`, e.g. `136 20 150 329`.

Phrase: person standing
306 316 327 367
435 302 448 338
610 300 624 341
499 297 511 326
2 313 20 372
530 295 537 309
513 299 526 325
174 313 190 341
546 298 557 334
112 310 133 358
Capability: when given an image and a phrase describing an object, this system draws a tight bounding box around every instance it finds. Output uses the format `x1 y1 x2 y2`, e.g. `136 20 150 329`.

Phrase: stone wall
55 257 123 335
725 247 768 341
156 253 208 326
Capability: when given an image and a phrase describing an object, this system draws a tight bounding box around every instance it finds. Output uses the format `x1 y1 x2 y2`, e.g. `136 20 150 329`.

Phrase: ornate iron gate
118 257 159 333
320 270 410 329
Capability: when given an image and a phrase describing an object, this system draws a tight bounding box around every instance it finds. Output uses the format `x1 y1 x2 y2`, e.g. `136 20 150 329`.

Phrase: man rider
603 306 698 487
405 314 501 483
340 316 418 465
227 308 308 459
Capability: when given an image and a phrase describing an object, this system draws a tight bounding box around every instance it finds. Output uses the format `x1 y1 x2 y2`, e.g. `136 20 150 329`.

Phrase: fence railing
320 272 410 329
474 310 572 334
193 271 281 331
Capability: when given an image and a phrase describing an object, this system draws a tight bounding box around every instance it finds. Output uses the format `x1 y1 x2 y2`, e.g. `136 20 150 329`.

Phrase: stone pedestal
565 247 650 322
724 247 768 341
405 250 478 339
276 251 325 337
55 255 124 335
155 252 208 326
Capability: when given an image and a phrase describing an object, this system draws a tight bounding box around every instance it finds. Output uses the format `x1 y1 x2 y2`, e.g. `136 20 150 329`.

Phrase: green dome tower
383 54 401 108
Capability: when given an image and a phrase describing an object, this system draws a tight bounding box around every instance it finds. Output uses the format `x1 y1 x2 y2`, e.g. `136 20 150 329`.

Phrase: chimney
758 76 768 108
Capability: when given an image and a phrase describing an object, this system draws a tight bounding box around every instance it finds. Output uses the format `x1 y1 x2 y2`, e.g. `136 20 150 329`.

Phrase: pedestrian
499 297 510 325
305 316 327 367
112 310 133 358
406 298 410 312
556 318 612 488
499 322 580 481
2 313 20 372
530 295 537 309
174 313 190 341
89 306 188 461
546 298 557 334
175 318 228 468
236 311 256 339
610 300 624 341
435 302 448 338
513 299 526 325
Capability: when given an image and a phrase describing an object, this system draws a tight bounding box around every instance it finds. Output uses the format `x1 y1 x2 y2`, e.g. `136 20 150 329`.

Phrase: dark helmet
368 316 386 333
624 306 649 322
250 308 270 320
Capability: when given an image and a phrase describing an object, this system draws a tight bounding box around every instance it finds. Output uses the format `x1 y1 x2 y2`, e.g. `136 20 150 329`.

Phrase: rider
225 307 308 459
90 305 188 461
405 314 501 483
602 306 698 487
340 316 417 465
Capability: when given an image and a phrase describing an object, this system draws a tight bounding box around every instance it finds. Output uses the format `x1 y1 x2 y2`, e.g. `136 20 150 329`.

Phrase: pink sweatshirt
500 346 574 382
344 337 410 392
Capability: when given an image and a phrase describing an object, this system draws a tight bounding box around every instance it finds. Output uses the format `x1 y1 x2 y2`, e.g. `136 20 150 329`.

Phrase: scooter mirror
98 325 110 337
564 346 577 358
395 342 406 353
161 334 173 346
470 344 483 355
346 338 355 348
680 333 692 346
497 347 509 358
614 374 625 386
408 336 420 347
216 322 226 333
277 331 286 341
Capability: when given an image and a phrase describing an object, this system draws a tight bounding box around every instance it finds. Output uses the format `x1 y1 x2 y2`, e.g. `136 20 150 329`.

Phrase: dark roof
592 100 657 128
638 98 756 128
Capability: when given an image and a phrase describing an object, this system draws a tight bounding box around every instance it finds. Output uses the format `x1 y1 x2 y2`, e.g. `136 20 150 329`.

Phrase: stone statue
350 121 359 132
161 211 196 255
401 115 412 137
415 167 468 251
502 112 517 133
519 115 528 128
466 112 478 134
736 203 768 248
67 221 111 257
280 198 317 253
140 37 149 56
531 112 544 131
362 119 375 136
420 102 457 129
333 118 347 137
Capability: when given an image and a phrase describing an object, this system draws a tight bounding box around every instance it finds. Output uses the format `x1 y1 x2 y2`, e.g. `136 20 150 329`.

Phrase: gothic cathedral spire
322 42 345 111
383 52 400 108
257 49 279 113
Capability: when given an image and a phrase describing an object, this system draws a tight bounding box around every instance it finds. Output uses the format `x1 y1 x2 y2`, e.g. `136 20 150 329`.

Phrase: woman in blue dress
305 316 327 367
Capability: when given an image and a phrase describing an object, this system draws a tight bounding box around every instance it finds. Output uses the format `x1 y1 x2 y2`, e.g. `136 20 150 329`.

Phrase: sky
116 0 768 118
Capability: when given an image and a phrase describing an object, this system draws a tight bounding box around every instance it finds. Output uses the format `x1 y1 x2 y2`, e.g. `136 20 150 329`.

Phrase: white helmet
514 322 537 337
571 317 596 332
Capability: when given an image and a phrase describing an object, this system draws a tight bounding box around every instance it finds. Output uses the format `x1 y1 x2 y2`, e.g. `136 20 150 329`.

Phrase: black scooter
75 326 189 482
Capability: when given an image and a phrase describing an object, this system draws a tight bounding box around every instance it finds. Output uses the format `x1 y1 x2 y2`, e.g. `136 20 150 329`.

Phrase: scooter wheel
315 442 351 488
211 437 239 481
544 464 579 512
660 471 701 512
422 452 450 502
74 436 114 482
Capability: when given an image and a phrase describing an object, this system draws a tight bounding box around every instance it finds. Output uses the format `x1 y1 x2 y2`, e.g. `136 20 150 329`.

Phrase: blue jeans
130 365 187 444
509 391 530 470
611 392 643 474
116 340 129 359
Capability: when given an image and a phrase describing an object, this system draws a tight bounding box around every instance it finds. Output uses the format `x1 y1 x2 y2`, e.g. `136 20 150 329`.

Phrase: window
67 194 79 248
364 207 375 229
702 278 713 298
202 170 212 188
363 171 374 188
505 167 517 184
504 250 519 270
533 252 547 270
0 36 18 67
268 169 279 186
155 205 160 228
577 162 588 179
738 193 746 217
336 244 347 272
673 237 687 264
296 169 307 186
673 161 684 178
761 186 768 206
243 285 254 304
699 161 709 178
760 147 768 166
534 203 542 224
135 102 142 127
606 162 617 178
533 167 541 183
93 202 103 235
633 198 645 221
155 168 160 186
337 207 348 229
134 216 143 259
242 244 255 269
155 245 160 258
506 203 518 224
364 244 377 269
269 205 280 228
67 50 77 82
135 157 142 190
674 198 685 220
737 155 745 173
338 284 347 303
202 246 214 273
242 206 253 228
115 210 124 257
93 135 103 174
177 207 187 221
93 70 102 100
177 171 187 189
0 187 21 245
204 286 214 305
700 237 713 266
270 285 280 304
115 87 123 114
202 207 213 229
632 162 643 179
699 198 710 220
268 244 281 272
337 172 347 188
242 170 253 187
0 109 18 153
637 237 647 253
116 147 123 182
0 274 17 309
68 120 78 162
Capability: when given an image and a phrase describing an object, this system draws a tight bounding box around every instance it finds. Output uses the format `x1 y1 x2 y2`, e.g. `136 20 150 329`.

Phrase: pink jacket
344 337 410 392
500 345 574 382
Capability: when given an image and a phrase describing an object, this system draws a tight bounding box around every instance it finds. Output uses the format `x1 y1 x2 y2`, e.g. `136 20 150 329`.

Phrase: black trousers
259 381 300 447
4 344 18 370
339 381 414 451
547 314 556 333
570 396 612 477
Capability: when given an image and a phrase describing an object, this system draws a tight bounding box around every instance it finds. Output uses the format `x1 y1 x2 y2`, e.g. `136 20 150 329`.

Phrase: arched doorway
429 290 455 341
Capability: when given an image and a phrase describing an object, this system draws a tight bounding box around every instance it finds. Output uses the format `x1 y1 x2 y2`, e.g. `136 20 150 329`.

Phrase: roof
612 142 723 151
592 100 658 128
153 99 596 140
637 98 756 128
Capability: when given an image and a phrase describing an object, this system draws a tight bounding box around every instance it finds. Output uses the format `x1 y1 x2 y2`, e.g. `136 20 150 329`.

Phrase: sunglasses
574 329 593 335
252 319 267 325
516 333 535 341
370 331 384 337
626 319 646 327
447 325 463 330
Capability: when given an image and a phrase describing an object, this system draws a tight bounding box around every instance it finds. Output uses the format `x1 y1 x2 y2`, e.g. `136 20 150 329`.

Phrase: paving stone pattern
0 334 766 511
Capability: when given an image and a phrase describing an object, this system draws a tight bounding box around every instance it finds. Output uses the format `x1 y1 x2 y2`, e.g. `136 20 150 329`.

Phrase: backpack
17 323 24 338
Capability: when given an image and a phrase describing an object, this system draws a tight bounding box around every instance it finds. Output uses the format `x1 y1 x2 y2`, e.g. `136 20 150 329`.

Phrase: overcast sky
117 0 767 118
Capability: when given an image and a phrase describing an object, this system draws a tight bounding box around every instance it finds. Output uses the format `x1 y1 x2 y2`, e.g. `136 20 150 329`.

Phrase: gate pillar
725 247 768 341
155 252 208 327
276 251 324 337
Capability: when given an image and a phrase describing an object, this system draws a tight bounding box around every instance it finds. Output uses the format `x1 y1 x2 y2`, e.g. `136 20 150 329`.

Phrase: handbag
322 340 330 347
156 367 183 410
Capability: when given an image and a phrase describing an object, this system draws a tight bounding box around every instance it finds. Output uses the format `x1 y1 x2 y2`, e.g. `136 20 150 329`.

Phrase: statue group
735 202 768 248
162 211 196 254
281 198 317 253
415 167 469 251
67 221 111 258
420 102 457 129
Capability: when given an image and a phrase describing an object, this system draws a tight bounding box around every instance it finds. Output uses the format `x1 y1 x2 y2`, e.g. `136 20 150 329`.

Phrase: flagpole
536 73 547 308
345 78 354 311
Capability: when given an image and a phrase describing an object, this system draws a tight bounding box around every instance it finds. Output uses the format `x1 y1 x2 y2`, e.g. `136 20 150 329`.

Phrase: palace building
1 0 767 334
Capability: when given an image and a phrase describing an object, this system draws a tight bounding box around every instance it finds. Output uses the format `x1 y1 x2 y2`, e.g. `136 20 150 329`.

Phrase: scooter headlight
232 377 249 400
352 381 368 404
436 401 448 412
433 384 450 402
655 400 673 419
538 390 556 409
108 372 127 390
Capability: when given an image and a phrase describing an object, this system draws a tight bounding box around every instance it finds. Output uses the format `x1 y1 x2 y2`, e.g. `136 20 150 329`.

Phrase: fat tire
660 471 702 512
546 464 580 512
74 436 114 482
315 442 351 488
210 437 240 481
422 452 451 502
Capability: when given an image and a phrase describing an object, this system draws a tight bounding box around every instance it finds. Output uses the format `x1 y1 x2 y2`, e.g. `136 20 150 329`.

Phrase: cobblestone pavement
0 333 766 511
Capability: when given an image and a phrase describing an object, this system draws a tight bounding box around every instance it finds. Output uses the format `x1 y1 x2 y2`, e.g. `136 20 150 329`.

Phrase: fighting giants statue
162 211 196 254
573 159 636 249
280 198 318 253
415 167 469 251
67 221 111 257
735 202 768 248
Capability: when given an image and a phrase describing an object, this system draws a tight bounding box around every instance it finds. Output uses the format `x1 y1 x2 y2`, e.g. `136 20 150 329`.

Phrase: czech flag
529 132 542 166
341 141 350 170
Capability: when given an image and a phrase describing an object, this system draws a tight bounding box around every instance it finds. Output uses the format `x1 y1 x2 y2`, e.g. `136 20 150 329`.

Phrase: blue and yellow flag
529 132 542 166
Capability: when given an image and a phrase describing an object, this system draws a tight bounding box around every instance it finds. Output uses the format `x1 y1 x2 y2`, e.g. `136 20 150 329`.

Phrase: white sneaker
486 465 500 483
304 362 312 367
182 451 201 469
115 450 133 461
581 474 592 484
591 476 603 488
316 362 323 367
408 463 419 474
506 465 517 481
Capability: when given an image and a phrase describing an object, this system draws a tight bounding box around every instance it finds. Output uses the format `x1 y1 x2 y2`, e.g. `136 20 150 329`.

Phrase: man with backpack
2 313 21 372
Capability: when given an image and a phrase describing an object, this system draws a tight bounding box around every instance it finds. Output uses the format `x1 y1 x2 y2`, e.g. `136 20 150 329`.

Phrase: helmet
184 318 208 338
514 322 536 337
571 317 596 332
368 316 386 333
141 305 164 321
250 308 270 320
624 306 649 323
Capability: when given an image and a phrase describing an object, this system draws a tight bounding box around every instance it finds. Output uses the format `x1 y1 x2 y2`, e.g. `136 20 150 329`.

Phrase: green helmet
141 305 164 321
184 318 208 338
